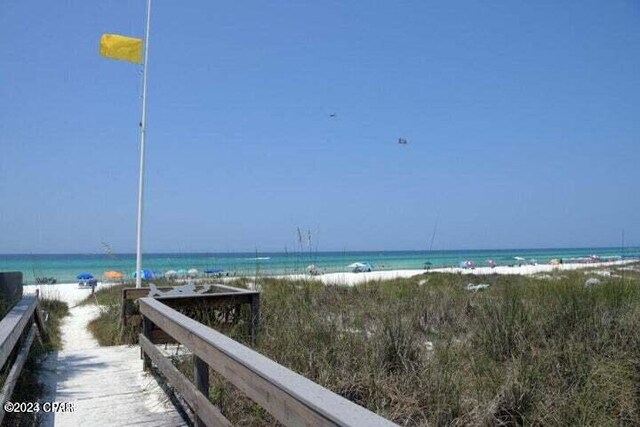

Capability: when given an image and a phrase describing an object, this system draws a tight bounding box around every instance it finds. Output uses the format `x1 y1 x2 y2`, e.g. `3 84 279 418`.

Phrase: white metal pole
136 0 152 288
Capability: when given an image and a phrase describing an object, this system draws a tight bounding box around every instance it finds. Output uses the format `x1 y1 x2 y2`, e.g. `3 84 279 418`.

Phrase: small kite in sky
398 138 408 145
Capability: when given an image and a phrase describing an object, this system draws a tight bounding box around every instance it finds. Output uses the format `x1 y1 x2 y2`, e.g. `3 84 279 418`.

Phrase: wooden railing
123 284 260 345
0 292 48 424
139 297 398 427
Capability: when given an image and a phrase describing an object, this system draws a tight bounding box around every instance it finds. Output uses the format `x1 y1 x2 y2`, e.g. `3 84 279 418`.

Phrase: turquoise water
1 247 637 284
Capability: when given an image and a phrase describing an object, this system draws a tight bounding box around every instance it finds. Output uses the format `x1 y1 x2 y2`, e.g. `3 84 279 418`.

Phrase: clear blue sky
1 1 638 254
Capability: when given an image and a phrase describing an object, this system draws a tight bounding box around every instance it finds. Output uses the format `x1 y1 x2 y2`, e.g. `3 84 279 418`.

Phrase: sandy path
31 290 186 426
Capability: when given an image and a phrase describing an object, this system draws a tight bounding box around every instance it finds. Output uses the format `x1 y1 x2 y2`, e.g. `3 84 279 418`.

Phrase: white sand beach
24 281 122 306
282 259 634 286
23 259 634 301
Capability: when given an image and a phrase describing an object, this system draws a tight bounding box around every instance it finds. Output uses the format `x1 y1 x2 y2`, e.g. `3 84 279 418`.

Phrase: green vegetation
84 266 640 426
81 283 136 346
40 299 69 351
0 295 69 427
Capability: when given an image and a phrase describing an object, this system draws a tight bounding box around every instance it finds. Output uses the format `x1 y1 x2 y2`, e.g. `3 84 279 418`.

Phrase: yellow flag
100 34 143 64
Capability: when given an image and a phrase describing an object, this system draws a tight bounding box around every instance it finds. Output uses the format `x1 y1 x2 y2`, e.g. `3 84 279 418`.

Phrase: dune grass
82 266 640 425
212 268 640 425
40 298 69 351
80 283 137 346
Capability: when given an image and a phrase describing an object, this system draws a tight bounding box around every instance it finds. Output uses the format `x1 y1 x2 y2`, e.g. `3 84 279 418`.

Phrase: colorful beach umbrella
77 272 94 280
104 271 123 280
132 269 154 280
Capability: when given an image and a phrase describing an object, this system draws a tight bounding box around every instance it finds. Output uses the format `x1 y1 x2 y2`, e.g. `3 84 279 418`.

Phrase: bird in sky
398 138 408 145
329 113 337 118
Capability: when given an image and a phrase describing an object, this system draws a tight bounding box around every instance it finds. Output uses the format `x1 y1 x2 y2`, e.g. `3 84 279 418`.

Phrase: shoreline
8 247 638 285
277 259 636 286
23 259 637 301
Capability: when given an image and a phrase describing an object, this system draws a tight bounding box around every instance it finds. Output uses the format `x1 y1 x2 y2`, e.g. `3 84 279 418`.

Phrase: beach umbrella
487 259 496 268
104 271 123 280
348 262 372 272
77 272 94 280
204 268 224 274
187 268 199 277
133 269 154 280
347 262 367 269
165 270 178 278
459 260 474 269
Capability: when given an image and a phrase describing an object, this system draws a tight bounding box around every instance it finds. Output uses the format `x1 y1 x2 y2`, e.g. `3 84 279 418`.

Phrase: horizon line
0 245 636 257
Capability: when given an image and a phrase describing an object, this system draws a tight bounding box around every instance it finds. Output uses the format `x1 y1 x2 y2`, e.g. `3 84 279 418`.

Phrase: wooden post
142 316 153 370
193 355 209 427
249 293 260 346
121 289 127 330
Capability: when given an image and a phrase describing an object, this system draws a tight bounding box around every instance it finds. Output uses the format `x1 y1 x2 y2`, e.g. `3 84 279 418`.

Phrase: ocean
1 247 638 284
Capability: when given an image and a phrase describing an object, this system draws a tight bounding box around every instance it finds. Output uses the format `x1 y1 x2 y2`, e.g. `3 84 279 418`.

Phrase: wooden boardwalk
15 284 396 427
38 305 186 427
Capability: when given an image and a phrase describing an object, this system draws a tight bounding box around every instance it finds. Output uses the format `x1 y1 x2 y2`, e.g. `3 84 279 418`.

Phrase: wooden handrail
122 285 260 346
139 297 397 427
0 294 48 424
0 324 38 408
0 296 39 369
139 334 232 427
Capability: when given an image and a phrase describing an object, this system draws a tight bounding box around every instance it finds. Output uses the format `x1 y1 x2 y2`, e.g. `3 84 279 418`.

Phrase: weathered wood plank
122 287 256 321
139 298 397 427
208 283 254 293
123 286 254 301
0 296 38 370
150 328 177 345
34 299 48 340
142 316 153 370
139 334 232 427
0 323 37 425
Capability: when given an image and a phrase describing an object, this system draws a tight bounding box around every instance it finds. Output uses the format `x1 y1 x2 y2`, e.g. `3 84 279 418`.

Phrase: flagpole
136 0 152 288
